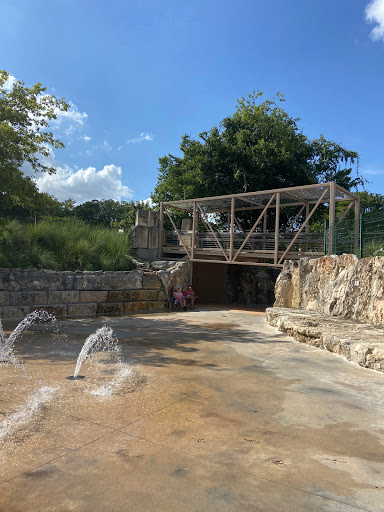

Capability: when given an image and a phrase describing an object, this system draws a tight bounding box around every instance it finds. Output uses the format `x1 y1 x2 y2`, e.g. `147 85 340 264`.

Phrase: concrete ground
0 306 384 512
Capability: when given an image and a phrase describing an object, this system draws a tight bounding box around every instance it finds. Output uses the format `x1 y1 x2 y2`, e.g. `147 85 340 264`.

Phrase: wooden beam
274 192 280 264
354 195 360 255
190 258 284 268
163 182 337 206
337 200 354 224
158 202 164 259
165 197 352 215
233 194 276 261
262 209 267 251
231 197 355 212
335 183 359 201
278 188 328 264
197 203 229 261
285 205 306 233
191 201 197 260
282 191 308 204
230 197 235 261
234 217 243 232
164 208 191 259
329 181 336 254
237 197 265 207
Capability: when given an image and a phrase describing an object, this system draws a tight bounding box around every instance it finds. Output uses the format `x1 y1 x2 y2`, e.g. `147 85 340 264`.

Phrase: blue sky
2 0 384 204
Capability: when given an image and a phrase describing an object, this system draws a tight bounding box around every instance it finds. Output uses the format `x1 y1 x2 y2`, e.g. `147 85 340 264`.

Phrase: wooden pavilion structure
158 182 360 269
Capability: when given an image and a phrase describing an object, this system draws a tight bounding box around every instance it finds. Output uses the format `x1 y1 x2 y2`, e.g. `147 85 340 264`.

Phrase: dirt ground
1 306 384 512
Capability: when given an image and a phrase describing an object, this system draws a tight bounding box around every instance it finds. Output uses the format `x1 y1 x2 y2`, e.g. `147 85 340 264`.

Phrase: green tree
152 92 363 228
357 191 384 213
72 199 127 227
0 70 69 216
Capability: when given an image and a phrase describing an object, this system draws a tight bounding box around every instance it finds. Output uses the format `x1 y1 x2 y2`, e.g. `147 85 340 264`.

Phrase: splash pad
2 307 384 512
0 311 136 444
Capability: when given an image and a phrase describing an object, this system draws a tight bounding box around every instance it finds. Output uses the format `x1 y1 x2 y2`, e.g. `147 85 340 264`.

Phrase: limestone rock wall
274 255 384 327
147 260 191 299
0 261 190 320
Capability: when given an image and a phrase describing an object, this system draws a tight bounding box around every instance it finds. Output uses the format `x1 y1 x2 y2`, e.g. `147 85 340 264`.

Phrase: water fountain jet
0 309 57 365
68 325 120 380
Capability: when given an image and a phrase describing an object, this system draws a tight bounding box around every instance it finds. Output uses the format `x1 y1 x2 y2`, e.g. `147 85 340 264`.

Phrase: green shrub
362 240 384 258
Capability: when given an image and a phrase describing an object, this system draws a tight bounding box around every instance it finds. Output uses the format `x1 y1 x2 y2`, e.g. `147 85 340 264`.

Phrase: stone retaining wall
0 261 190 320
274 254 384 327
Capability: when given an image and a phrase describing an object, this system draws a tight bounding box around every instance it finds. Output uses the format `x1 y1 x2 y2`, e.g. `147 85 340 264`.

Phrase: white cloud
36 164 133 204
365 0 384 41
138 197 154 207
80 135 92 142
3 74 17 91
126 132 153 144
51 102 88 136
27 151 134 203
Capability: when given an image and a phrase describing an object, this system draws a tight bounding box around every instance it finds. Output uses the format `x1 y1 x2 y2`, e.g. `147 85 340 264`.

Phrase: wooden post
230 197 235 261
158 202 164 259
354 195 360 256
274 192 280 264
262 209 267 251
191 201 197 260
329 182 336 255
303 203 310 252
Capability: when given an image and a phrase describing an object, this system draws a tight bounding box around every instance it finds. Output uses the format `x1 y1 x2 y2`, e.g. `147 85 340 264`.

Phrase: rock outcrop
274 255 384 327
268 255 384 372
267 307 384 372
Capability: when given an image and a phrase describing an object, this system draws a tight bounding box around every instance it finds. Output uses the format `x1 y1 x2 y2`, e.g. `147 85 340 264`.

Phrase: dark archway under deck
158 182 360 269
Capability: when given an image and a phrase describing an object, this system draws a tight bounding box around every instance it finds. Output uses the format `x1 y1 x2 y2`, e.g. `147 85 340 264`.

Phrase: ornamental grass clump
0 219 135 271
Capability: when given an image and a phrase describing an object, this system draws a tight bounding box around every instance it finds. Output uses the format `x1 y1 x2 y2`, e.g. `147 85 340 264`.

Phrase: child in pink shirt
172 286 186 310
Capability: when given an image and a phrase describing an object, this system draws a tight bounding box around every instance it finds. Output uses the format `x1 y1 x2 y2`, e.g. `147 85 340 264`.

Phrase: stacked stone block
0 269 168 319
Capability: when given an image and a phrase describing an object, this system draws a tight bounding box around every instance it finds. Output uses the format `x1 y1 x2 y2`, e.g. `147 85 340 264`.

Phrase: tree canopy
71 199 153 228
152 92 363 206
0 70 69 217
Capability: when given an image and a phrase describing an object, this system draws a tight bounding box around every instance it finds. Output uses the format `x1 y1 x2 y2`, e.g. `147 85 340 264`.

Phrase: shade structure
159 182 360 268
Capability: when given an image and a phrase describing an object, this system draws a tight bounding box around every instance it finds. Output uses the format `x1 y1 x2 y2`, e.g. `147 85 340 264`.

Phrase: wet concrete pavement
0 306 384 511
